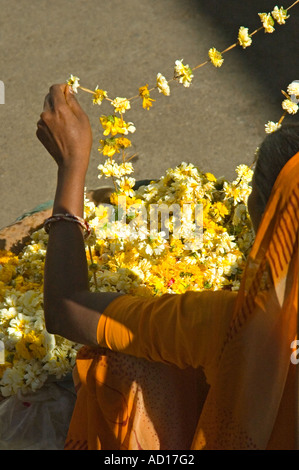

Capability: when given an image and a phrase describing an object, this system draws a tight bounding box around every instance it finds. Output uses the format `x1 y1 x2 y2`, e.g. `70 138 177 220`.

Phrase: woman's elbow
43 299 65 337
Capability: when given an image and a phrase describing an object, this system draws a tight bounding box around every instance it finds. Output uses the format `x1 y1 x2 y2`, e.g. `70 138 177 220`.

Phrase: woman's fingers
64 85 87 120
36 83 92 172
49 83 68 109
43 93 53 112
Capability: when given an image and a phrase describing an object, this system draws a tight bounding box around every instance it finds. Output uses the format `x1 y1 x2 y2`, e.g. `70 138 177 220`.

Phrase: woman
37 84 299 450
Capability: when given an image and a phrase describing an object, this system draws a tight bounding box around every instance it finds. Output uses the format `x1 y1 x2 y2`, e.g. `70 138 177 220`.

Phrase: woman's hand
36 84 92 174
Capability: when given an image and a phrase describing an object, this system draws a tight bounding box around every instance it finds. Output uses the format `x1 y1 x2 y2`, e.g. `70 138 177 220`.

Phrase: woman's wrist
53 164 87 217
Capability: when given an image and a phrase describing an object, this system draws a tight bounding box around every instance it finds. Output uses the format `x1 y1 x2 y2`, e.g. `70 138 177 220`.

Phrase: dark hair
254 122 299 210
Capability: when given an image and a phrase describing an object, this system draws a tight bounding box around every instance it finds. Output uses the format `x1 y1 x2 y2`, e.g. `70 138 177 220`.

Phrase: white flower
272 6 290 25
24 361 48 391
238 26 252 49
67 74 80 93
22 290 42 311
235 165 253 184
111 97 131 114
124 122 136 134
42 356 69 379
156 73 170 96
258 13 275 33
116 176 136 197
174 60 193 87
98 160 134 179
282 98 299 115
119 162 134 176
287 81 299 100
7 316 26 342
265 121 282 134
0 361 26 397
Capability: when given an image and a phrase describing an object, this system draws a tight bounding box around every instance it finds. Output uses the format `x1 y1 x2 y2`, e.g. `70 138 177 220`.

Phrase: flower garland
67 2 299 194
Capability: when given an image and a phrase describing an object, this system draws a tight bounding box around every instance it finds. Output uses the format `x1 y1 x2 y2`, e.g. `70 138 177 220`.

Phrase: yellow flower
116 136 132 150
156 73 170 96
211 202 229 221
139 85 155 110
282 98 299 115
0 264 16 284
66 74 80 93
16 331 46 360
238 26 252 49
208 48 224 68
93 86 108 105
26 332 47 359
116 176 136 197
100 116 116 136
98 138 120 157
205 172 217 182
98 137 131 158
100 115 133 136
272 6 290 25
111 97 131 114
174 60 194 87
15 337 32 360
258 13 275 33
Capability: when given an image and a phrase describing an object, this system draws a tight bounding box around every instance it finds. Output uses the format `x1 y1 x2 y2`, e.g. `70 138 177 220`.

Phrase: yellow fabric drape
65 291 236 450
194 151 299 449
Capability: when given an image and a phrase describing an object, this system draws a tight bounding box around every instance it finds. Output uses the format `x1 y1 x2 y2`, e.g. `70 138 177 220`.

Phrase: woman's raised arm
36 84 122 346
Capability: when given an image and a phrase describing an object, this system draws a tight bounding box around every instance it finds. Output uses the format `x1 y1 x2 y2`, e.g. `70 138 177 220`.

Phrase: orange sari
65 152 299 450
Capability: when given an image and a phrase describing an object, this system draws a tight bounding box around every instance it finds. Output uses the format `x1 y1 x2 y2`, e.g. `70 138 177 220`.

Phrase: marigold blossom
139 85 155 110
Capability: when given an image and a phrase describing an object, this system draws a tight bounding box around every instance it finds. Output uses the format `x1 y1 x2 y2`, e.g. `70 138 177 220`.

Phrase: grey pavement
1 0 299 229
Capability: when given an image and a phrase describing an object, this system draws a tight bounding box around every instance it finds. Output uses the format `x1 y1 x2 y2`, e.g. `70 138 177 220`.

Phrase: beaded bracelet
43 213 91 239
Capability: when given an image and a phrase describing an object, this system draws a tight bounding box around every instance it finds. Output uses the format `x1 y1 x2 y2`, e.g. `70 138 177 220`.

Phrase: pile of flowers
0 232 81 397
0 162 254 397
85 163 254 297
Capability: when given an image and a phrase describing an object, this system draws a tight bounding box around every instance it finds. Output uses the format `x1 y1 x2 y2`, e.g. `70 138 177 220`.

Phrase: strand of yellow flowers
69 2 299 109
66 2 299 180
